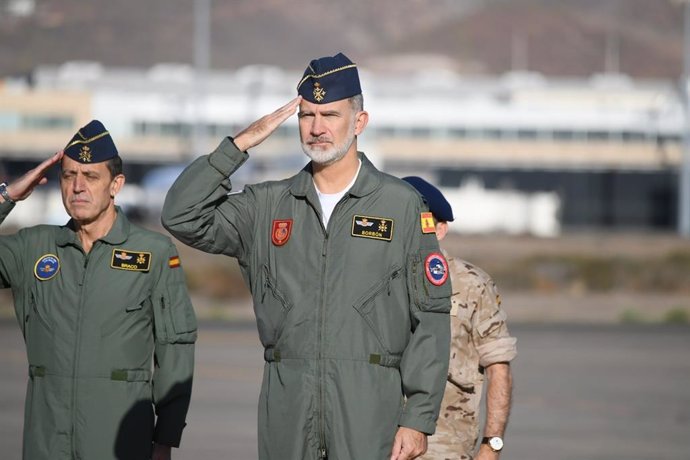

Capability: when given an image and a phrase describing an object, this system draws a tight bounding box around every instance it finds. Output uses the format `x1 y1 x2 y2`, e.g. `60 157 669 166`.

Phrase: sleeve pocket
156 283 197 344
406 251 452 313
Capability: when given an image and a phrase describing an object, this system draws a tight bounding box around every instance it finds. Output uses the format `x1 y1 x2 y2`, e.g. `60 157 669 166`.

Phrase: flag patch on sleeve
169 256 181 268
420 212 436 234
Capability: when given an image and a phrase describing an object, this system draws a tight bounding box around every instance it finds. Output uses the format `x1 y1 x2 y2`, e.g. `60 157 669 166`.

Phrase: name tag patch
351 215 394 242
111 249 151 272
34 254 60 281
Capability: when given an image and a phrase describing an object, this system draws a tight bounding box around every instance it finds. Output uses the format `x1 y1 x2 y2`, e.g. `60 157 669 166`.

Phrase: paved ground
1 320 689 460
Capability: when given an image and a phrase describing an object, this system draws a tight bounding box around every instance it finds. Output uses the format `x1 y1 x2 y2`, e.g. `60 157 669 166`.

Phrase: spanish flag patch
420 212 436 234
169 256 181 268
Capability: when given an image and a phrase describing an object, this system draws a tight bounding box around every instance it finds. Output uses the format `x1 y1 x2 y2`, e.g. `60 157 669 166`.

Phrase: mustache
307 136 332 144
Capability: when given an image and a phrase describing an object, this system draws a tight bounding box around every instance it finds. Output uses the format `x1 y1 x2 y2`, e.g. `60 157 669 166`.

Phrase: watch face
489 437 504 451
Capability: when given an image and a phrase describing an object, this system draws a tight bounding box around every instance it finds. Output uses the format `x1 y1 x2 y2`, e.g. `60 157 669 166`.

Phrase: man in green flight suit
0 120 196 460
162 53 451 460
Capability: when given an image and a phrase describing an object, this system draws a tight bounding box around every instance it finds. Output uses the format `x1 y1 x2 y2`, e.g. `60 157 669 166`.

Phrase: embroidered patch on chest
111 249 151 272
271 219 293 246
34 254 60 281
351 215 394 241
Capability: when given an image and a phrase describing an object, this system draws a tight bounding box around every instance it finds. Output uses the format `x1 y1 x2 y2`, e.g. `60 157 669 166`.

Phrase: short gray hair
349 94 364 112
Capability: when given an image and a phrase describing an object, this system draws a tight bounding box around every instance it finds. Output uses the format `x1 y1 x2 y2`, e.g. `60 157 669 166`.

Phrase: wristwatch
481 436 504 452
0 183 15 204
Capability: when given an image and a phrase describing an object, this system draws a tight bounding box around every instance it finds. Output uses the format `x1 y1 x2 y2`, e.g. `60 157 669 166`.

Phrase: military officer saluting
162 53 451 460
0 120 197 460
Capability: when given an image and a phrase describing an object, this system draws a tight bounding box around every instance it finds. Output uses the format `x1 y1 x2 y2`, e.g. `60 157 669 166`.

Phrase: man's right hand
4 150 63 203
233 96 301 152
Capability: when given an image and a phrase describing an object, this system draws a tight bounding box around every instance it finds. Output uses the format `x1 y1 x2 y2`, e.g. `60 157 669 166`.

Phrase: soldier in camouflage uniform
403 177 517 460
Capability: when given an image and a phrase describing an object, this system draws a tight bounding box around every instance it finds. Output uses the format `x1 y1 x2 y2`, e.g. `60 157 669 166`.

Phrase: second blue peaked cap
297 52 362 104
402 176 455 222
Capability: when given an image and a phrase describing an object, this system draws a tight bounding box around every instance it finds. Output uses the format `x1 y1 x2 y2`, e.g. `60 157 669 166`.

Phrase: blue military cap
403 176 455 222
64 120 118 164
297 52 361 104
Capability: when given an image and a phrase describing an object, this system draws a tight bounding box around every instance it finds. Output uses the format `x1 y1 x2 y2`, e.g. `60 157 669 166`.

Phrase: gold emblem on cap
313 82 326 102
79 145 93 162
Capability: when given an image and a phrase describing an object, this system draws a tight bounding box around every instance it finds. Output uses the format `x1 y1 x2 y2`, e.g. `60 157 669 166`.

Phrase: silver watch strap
0 183 15 204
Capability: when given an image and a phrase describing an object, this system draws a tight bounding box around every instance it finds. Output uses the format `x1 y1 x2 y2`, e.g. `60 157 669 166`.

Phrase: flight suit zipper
314 193 349 459
71 244 92 457
318 234 328 459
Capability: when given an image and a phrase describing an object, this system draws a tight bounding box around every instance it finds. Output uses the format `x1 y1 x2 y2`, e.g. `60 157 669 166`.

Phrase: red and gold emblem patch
271 219 293 246
420 212 436 234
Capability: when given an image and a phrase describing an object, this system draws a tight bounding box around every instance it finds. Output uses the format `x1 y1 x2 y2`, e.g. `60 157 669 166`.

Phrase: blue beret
297 52 361 104
402 176 455 222
64 120 118 164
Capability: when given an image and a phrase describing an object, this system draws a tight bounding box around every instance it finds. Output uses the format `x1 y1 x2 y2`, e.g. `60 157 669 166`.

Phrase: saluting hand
5 150 63 202
233 96 302 152
390 427 428 460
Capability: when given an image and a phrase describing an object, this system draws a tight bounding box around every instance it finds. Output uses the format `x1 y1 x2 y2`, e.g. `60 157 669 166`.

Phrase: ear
435 221 449 241
110 174 125 198
354 110 369 135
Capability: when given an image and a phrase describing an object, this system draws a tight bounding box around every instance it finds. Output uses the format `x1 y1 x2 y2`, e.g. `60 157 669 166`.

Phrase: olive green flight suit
162 138 451 460
0 203 196 460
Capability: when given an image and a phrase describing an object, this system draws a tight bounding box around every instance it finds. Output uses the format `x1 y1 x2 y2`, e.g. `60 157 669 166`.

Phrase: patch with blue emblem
425 252 448 286
34 254 60 281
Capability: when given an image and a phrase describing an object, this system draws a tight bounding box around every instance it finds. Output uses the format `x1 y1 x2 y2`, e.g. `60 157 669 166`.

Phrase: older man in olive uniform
403 177 517 460
162 53 451 460
0 121 196 460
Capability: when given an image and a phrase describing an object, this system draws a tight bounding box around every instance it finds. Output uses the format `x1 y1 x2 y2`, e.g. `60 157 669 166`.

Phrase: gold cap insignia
79 145 92 162
313 82 327 102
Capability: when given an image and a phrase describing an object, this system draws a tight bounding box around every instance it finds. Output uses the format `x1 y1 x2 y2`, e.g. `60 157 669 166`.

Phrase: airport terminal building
0 62 684 234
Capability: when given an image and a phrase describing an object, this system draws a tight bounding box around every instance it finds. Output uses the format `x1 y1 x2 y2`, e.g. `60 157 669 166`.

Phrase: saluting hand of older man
3 150 63 203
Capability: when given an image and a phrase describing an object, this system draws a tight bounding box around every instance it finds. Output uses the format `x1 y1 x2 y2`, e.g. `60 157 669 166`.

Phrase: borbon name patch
351 215 394 242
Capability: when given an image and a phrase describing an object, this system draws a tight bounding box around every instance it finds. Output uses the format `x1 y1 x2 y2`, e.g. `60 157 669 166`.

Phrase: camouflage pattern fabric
422 252 517 460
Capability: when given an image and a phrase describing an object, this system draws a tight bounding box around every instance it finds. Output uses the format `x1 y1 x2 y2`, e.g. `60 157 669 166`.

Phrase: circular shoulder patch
34 254 60 281
425 252 449 286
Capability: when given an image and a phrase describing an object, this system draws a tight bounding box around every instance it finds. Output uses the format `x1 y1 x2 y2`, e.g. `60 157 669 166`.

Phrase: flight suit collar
288 151 382 199
56 207 130 247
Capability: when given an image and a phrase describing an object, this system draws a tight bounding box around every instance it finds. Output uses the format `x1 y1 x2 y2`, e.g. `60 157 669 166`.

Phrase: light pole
191 0 211 159
679 0 690 236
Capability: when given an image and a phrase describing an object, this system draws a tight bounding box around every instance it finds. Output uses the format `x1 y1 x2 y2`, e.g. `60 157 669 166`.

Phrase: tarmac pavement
1 320 689 460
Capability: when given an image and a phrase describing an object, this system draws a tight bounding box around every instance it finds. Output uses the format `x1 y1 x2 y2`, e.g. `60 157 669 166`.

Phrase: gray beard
301 125 356 166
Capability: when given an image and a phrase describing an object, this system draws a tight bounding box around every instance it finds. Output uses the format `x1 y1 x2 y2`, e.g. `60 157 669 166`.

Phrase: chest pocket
255 264 294 347
28 289 53 332
101 293 153 337
352 265 403 353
